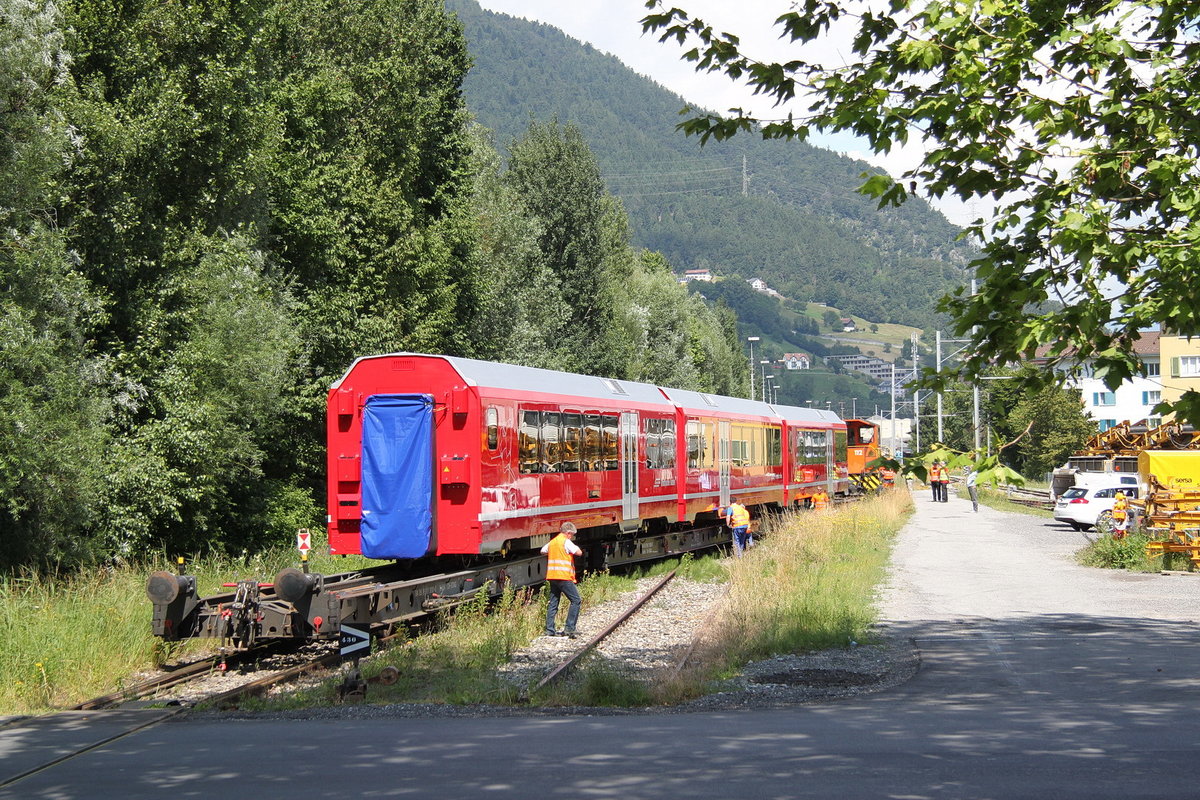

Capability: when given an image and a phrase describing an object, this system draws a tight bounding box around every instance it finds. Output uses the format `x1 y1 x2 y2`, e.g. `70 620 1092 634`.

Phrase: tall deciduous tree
504 119 633 376
0 0 111 567
642 0 1200 422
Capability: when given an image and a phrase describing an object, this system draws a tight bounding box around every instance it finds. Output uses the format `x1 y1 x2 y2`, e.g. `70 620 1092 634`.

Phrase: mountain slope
449 0 973 328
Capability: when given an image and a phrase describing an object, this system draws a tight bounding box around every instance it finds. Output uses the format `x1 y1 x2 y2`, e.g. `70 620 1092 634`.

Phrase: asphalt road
5 491 1200 799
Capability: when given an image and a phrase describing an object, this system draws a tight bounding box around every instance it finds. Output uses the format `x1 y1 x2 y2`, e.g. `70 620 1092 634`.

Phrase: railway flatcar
326 353 859 566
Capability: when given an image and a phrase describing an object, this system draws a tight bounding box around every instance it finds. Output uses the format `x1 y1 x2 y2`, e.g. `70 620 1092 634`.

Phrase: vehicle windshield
1061 488 1088 499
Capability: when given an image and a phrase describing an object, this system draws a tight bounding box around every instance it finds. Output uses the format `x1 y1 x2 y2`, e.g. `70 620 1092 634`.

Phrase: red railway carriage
326 353 850 561
774 404 851 500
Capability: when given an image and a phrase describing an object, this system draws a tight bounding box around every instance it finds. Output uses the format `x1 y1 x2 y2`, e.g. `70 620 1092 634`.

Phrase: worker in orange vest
812 487 830 510
541 522 583 638
726 501 752 556
930 461 948 502
880 467 896 489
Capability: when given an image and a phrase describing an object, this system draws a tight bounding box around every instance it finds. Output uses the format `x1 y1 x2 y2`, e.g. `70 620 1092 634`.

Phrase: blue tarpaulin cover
360 394 434 559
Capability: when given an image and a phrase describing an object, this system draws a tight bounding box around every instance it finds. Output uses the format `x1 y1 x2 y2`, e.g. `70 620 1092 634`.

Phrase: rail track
999 485 1053 510
527 569 679 697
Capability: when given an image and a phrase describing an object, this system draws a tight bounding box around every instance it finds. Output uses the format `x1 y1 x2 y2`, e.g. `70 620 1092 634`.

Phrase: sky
470 0 978 224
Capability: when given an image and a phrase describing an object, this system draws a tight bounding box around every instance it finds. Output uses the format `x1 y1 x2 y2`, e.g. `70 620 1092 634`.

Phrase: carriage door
620 412 639 520
718 419 732 508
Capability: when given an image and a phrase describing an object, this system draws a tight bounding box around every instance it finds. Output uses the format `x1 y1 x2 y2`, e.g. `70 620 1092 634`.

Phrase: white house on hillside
781 353 811 370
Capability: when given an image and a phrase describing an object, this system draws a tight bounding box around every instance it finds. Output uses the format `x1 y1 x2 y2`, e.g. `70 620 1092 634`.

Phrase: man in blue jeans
541 522 583 638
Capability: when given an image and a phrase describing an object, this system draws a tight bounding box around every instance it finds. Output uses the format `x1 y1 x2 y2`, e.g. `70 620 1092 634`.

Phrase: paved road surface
5 492 1200 799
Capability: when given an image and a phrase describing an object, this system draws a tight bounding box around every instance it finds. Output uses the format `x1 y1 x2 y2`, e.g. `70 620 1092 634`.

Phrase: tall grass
685 491 912 679
0 544 374 715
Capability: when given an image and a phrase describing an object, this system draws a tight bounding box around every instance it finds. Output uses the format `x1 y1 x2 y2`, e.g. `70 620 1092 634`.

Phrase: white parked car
1054 484 1139 531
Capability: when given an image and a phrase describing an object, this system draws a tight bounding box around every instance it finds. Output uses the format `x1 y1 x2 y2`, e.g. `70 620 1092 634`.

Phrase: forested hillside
1 0 744 569
450 0 974 328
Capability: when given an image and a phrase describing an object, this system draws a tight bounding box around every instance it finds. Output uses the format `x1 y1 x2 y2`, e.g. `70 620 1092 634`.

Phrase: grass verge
1075 530 1193 573
678 491 912 688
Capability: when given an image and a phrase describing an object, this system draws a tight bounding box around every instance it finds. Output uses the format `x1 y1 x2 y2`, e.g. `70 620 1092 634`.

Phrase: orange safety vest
813 491 830 510
930 465 944 482
881 468 895 486
546 534 576 582
728 503 750 528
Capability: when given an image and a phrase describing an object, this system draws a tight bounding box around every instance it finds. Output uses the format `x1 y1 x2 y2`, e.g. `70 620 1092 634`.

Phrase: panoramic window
562 413 582 472
519 411 540 474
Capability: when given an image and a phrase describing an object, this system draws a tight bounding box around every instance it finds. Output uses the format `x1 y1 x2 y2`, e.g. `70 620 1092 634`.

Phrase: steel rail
203 650 345 709
68 645 278 711
528 569 677 696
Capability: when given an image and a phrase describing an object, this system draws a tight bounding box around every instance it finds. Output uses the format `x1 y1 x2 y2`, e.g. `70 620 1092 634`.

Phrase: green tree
1007 387 1095 476
0 0 112 568
925 366 1094 475
642 0 1200 423
463 126 565 366
504 119 632 377
98 233 300 556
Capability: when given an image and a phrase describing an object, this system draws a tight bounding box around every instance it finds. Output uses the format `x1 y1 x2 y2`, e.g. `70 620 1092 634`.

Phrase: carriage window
660 419 677 470
697 422 714 469
541 412 561 473
768 426 781 466
584 414 603 471
644 418 660 469
562 413 582 472
687 420 703 469
643 418 677 470
835 430 848 463
519 411 540 474
486 407 499 451
602 415 619 470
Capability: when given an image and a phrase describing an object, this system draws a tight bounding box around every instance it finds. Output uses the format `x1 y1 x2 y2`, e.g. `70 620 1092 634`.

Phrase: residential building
682 268 713 282
1037 330 1162 431
1158 332 1200 415
780 353 811 370
825 353 895 383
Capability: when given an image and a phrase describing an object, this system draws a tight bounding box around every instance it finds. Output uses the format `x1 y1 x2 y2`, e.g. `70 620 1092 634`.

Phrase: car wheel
1096 511 1115 535
1068 521 1084 531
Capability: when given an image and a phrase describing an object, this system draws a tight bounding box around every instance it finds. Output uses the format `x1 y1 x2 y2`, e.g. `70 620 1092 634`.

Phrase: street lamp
760 360 770 401
747 337 760 400
765 375 776 405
